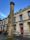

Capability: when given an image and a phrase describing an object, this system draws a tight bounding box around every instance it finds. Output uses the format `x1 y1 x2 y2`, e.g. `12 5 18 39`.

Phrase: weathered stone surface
7 2 15 38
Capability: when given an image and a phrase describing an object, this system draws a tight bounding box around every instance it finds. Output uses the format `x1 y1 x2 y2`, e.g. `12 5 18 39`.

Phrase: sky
0 0 30 19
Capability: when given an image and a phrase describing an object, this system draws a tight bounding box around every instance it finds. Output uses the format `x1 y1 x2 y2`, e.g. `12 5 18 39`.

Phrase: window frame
28 11 30 19
28 11 30 17
19 14 23 21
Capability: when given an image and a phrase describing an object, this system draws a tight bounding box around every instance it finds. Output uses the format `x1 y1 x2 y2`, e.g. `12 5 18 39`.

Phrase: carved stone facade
7 2 30 37
14 9 30 37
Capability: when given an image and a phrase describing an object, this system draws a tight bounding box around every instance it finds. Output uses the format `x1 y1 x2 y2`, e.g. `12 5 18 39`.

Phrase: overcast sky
0 0 30 19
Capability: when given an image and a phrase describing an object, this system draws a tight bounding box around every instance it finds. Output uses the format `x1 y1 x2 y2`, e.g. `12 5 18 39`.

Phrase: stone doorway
20 23 23 35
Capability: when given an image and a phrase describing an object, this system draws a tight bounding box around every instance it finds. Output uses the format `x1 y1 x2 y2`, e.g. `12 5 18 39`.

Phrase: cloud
0 12 6 19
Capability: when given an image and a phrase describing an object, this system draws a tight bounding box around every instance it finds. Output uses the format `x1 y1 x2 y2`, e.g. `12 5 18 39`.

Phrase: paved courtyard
0 32 7 40
13 36 30 40
0 33 30 40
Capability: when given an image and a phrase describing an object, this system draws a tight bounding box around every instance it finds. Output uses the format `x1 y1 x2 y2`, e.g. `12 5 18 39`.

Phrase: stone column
7 2 15 38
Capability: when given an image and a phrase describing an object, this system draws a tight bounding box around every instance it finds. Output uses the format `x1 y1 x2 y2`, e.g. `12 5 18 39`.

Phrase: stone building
13 8 30 37
2 18 8 32
7 2 30 37
0 19 3 32
0 1 30 38
0 17 8 33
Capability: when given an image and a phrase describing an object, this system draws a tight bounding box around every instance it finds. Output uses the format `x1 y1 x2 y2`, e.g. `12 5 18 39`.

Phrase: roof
15 6 30 15
0 19 2 21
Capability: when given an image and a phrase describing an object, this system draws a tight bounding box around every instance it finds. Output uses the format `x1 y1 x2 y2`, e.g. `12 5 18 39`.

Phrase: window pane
28 13 30 16
28 11 30 16
19 15 22 21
